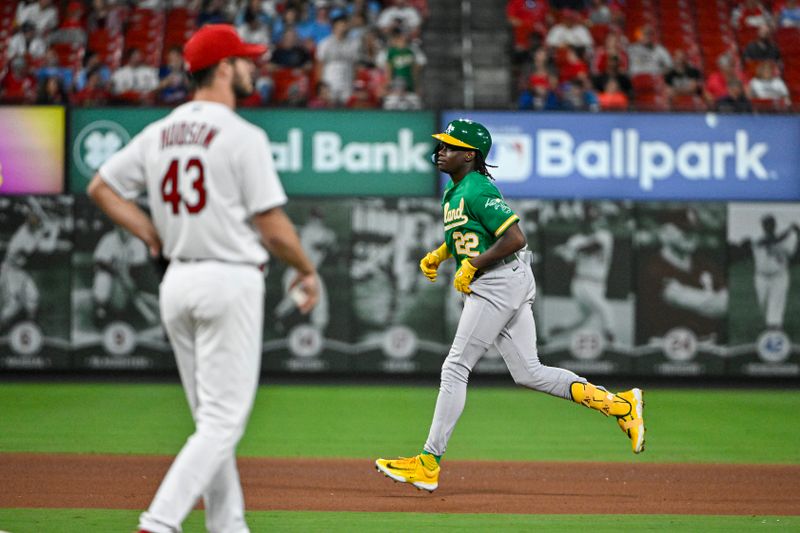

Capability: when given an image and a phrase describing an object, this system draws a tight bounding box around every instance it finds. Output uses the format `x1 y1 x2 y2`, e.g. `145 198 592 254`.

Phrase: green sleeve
467 183 519 237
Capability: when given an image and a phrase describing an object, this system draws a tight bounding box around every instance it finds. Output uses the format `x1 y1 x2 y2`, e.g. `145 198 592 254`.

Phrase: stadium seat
670 93 707 112
88 28 124 70
633 92 669 111
52 42 85 72
589 24 610 46
631 73 664 94
270 67 310 104
750 98 789 112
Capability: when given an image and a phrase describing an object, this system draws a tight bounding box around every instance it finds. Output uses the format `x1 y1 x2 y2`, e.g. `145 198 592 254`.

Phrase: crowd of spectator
1 0 428 109
2 0 799 112
509 0 799 113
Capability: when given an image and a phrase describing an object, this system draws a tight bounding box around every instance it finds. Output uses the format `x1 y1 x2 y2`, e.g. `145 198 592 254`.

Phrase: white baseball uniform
99 100 287 533
559 228 615 333
92 228 148 311
0 219 59 327
752 231 797 329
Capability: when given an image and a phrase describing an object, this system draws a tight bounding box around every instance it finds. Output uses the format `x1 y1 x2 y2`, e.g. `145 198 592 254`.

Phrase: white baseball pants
424 259 584 456
571 277 615 332
755 271 789 329
139 261 264 533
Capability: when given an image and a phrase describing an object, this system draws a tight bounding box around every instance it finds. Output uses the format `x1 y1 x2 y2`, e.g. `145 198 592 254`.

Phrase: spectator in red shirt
704 52 749 105
559 46 590 83
525 46 555 91
60 1 84 29
592 54 632 96
72 66 111 106
506 0 549 65
0 57 37 104
591 31 628 74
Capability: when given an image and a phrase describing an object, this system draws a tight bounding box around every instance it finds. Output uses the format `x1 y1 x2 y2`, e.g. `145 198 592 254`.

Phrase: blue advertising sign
440 111 800 201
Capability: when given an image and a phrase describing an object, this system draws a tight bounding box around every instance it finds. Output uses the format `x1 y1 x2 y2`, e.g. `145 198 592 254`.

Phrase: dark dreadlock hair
473 152 497 180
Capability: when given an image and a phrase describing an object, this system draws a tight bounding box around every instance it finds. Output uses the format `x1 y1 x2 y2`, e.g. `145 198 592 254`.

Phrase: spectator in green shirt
381 28 424 95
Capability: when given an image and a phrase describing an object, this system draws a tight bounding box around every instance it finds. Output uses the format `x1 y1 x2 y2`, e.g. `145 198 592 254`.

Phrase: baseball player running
375 119 644 492
88 25 319 533
752 215 799 330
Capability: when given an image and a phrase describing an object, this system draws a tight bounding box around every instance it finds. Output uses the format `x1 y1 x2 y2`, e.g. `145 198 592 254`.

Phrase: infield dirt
2 453 799 515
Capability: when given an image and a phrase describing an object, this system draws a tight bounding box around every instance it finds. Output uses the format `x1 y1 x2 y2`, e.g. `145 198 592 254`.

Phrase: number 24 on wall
161 158 207 215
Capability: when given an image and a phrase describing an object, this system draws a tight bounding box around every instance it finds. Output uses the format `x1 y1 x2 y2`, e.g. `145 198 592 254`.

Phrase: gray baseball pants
424 258 585 456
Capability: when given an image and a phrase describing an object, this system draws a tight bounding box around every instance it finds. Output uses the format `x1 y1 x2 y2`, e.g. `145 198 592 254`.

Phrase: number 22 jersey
441 170 519 264
98 101 287 266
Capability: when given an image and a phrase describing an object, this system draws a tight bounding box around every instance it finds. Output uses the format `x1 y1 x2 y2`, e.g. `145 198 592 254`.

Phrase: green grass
0 509 795 533
0 384 798 463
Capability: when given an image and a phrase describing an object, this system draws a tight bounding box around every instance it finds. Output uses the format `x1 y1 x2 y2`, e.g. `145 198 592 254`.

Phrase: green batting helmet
432 119 492 160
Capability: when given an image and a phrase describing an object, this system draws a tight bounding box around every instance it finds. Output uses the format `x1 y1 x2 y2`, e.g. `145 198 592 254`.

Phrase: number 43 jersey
441 171 519 264
98 101 287 266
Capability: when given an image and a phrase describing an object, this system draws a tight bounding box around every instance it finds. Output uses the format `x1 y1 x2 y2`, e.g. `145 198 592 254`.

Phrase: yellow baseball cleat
375 454 440 492
616 388 645 454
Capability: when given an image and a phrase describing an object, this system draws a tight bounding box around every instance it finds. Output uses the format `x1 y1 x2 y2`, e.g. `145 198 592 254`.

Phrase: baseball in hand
289 285 309 308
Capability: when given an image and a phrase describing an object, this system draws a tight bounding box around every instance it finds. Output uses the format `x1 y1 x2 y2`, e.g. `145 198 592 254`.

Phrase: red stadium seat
750 98 789 112
589 24 610 46
670 94 707 112
52 42 85 71
88 28 124 70
270 67 310 104
631 73 664 94
633 92 668 111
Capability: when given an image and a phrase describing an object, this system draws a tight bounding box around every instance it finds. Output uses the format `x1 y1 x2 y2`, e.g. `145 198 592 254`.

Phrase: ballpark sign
70 109 436 196
441 111 800 201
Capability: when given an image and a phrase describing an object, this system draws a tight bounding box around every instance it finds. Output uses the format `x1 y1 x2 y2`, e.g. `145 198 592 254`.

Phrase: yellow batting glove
419 242 451 282
453 258 478 294
419 253 440 281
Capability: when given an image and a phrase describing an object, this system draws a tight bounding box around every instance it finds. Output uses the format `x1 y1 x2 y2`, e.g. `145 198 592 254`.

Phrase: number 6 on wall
161 158 207 215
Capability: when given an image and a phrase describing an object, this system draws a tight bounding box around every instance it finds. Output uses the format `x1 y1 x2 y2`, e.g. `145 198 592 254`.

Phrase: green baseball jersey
386 46 417 91
441 171 519 264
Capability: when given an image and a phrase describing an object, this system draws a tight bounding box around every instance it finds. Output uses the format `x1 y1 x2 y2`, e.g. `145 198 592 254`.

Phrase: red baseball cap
183 24 267 73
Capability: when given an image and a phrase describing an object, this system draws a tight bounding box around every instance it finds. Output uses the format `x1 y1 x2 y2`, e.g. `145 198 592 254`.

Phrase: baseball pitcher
88 25 319 533
375 119 645 493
